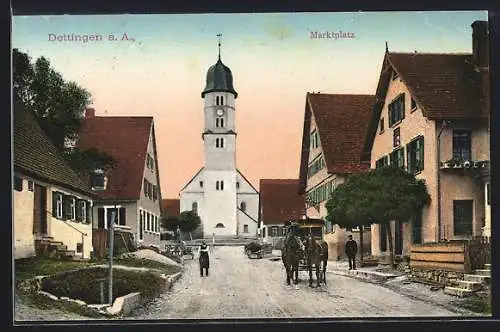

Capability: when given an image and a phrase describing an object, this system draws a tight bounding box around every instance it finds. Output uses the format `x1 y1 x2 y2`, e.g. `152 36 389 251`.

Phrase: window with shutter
143 179 148 196
152 185 157 201
63 196 71 219
14 176 23 191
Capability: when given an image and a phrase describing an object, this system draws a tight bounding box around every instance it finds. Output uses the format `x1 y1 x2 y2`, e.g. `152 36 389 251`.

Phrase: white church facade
179 42 259 239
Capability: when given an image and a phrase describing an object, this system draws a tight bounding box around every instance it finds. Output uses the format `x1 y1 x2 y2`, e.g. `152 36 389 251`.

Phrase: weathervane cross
217 33 222 59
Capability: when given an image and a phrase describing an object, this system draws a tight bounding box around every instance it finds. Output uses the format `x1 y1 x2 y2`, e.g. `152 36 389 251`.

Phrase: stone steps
444 286 473 297
474 269 491 277
464 274 490 284
454 280 483 291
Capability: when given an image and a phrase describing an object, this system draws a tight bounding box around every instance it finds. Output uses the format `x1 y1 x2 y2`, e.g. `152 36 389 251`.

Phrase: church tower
179 34 259 240
199 35 239 237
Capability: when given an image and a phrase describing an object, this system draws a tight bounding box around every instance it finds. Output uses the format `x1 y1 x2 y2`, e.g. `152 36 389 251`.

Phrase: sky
12 11 488 198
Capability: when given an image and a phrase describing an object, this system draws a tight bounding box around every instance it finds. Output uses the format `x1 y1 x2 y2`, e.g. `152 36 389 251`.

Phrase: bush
41 267 166 304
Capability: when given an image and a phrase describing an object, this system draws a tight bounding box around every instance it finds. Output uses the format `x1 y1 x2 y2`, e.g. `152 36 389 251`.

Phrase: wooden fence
410 237 491 273
92 228 136 259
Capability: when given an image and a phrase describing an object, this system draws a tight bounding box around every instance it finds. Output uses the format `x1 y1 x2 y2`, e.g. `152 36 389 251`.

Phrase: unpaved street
130 246 461 319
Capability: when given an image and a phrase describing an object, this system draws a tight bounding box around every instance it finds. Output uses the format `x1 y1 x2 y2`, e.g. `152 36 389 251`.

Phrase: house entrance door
394 220 403 255
33 184 47 235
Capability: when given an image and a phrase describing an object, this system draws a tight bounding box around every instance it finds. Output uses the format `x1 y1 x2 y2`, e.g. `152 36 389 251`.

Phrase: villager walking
199 241 210 277
345 235 357 270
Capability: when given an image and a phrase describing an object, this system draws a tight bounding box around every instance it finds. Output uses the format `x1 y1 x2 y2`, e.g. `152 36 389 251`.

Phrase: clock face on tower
216 109 224 116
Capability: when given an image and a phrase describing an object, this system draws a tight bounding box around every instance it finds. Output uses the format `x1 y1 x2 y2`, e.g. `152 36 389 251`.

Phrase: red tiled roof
259 179 306 225
162 199 180 217
76 115 153 201
298 94 374 193
386 52 485 119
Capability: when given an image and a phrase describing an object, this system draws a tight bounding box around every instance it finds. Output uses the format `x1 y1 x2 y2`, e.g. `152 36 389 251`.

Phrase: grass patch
17 292 103 318
452 295 492 315
113 257 181 275
41 267 167 304
15 257 99 281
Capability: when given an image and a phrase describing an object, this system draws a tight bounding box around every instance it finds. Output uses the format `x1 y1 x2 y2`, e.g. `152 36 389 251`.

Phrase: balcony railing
439 159 490 170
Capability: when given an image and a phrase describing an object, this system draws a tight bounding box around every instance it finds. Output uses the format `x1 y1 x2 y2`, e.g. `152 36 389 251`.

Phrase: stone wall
398 262 464 286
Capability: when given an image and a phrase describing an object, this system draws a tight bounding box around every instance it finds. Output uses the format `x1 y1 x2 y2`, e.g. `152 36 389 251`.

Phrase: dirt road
130 246 461 319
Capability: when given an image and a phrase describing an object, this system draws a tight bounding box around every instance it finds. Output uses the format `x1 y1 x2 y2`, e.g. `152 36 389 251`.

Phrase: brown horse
282 232 304 286
304 234 329 287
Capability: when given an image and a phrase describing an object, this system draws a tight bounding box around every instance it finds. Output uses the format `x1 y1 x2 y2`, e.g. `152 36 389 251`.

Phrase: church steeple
217 33 222 60
201 34 238 98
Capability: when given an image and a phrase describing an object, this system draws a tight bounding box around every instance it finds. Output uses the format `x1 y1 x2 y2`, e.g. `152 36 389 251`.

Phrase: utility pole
108 209 116 305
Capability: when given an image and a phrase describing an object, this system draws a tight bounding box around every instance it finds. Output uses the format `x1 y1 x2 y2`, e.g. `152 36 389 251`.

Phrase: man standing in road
345 235 358 270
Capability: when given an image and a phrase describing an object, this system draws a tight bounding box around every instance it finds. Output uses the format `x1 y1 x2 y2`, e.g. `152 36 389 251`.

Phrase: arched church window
215 223 225 228
215 118 219 127
216 138 219 148
216 181 220 190
220 181 224 190
192 202 198 215
220 118 224 127
240 201 246 212
220 138 224 148
220 96 224 105
216 96 220 105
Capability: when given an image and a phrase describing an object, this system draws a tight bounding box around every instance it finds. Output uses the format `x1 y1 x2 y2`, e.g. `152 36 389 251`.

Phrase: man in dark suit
345 235 358 270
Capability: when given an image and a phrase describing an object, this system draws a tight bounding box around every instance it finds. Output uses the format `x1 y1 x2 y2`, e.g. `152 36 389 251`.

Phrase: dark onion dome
201 58 238 98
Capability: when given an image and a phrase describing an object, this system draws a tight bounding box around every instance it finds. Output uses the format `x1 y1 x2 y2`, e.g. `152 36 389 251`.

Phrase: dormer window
90 169 107 191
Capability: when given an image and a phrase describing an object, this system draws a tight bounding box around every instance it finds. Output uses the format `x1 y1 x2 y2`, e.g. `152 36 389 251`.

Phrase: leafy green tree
326 166 430 267
178 210 202 240
13 48 115 174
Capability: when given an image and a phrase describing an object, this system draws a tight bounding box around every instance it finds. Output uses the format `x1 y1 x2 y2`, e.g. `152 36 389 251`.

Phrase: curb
328 268 398 283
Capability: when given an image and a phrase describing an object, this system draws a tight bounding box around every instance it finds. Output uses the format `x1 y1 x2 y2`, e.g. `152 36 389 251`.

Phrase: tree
326 166 430 267
161 215 180 232
13 48 116 174
178 210 202 240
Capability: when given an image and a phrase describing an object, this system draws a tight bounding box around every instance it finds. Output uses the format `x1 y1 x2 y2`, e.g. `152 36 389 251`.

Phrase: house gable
76 111 153 201
299 93 374 194
259 179 305 226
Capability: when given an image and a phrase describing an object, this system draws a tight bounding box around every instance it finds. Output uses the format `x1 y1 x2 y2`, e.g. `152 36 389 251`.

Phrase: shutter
86 201 92 224
52 192 58 218
119 207 126 226
76 200 83 222
143 179 147 196
63 195 71 219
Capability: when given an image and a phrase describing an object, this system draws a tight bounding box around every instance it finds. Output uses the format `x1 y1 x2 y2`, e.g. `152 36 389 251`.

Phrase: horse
304 234 329 287
282 232 304 286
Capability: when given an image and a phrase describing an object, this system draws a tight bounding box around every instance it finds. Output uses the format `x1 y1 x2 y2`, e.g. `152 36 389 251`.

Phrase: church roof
201 58 238 98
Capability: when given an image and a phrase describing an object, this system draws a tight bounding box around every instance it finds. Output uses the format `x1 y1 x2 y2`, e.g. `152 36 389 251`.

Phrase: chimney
471 20 488 68
85 107 96 119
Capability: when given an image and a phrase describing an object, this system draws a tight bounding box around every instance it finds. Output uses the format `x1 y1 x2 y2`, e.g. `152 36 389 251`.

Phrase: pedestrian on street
199 240 210 277
345 235 358 270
